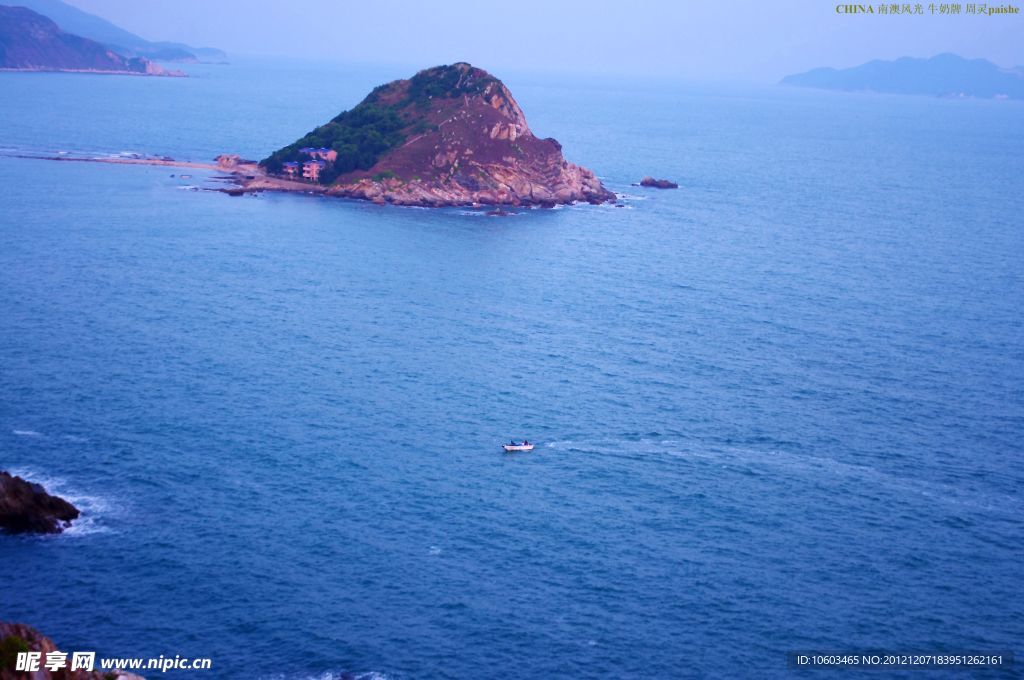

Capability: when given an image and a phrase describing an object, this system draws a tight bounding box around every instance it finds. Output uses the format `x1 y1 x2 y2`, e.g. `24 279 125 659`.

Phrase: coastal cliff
0 6 182 76
259 63 614 207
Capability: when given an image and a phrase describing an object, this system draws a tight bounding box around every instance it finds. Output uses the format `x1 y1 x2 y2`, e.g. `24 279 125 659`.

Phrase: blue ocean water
1 59 1022 679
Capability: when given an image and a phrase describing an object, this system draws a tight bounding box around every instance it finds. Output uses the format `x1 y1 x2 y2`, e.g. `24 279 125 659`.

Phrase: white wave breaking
5 466 115 536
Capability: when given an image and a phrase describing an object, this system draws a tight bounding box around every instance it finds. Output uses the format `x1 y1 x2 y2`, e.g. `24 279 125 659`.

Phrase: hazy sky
66 0 1024 81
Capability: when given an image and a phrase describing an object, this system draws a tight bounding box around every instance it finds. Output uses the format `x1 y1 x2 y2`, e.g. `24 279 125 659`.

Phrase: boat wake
543 436 1021 516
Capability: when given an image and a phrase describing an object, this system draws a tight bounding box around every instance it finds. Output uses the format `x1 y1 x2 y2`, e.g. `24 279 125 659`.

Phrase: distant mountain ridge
10 0 225 62
0 5 182 75
781 53 1024 99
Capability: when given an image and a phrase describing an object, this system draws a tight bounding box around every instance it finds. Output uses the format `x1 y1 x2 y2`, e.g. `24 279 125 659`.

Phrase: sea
0 57 1021 679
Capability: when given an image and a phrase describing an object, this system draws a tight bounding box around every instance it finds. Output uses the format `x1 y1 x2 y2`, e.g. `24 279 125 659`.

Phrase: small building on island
299 146 338 163
282 161 300 178
215 153 241 169
302 159 325 181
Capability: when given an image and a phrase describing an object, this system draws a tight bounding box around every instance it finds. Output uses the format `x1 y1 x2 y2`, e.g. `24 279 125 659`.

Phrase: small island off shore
15 63 623 208
251 62 615 207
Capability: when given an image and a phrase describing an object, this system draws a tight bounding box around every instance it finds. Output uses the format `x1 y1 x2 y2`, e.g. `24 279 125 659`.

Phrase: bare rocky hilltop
256 63 615 207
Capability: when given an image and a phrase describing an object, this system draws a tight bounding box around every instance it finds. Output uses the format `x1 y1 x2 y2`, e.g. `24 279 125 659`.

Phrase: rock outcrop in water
0 6 183 76
639 176 678 189
0 622 144 679
0 471 79 534
259 62 615 207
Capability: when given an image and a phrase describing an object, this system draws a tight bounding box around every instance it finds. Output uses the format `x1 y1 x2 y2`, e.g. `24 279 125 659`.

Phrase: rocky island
0 471 79 534
0 6 183 76
253 63 615 207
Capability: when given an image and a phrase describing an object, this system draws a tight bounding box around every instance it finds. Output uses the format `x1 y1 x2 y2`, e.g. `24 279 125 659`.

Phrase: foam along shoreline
8 151 326 195
14 152 615 207
10 153 221 171
0 470 80 534
0 66 186 77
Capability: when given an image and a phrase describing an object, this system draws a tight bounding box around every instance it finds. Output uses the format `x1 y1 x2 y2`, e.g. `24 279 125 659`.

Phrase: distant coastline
11 0 225 63
0 66 185 77
782 53 1024 100
0 5 188 77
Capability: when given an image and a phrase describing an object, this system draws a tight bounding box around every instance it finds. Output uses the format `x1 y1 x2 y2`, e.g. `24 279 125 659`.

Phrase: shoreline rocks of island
225 165 615 207
0 471 80 534
14 150 618 209
216 156 616 208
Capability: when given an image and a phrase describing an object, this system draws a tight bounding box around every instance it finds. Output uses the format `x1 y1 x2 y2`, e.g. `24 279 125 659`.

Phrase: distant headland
8 0 226 63
781 53 1024 100
0 5 185 76
254 63 615 207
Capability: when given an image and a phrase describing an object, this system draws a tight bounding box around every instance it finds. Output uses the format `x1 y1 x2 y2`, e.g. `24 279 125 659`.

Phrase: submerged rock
259 63 615 207
639 176 678 189
0 471 79 534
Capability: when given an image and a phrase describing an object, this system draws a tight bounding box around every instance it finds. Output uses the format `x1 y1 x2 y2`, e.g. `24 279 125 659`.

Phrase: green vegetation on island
261 104 408 184
259 64 497 184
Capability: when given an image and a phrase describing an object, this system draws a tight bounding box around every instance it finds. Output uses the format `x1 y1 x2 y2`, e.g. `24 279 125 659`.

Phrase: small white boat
502 442 535 452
